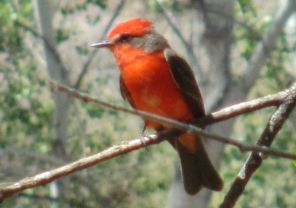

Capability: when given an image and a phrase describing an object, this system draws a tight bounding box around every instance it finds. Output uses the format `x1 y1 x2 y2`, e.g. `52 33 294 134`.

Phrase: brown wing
164 49 223 193
164 49 205 120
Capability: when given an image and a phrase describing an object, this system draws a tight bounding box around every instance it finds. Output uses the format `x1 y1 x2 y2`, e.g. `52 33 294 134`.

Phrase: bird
91 18 223 195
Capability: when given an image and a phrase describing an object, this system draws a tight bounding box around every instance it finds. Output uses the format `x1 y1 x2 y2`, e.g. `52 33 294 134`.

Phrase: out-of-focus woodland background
1 0 296 207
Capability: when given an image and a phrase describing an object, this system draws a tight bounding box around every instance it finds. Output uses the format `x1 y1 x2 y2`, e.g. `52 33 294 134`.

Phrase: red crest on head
107 18 153 40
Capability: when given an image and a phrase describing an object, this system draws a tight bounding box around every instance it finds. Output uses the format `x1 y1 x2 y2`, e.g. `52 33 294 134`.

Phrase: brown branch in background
190 0 209 24
0 82 295 202
153 0 189 51
241 0 296 90
15 18 68 79
15 0 126 88
220 82 296 208
153 0 201 74
74 0 126 89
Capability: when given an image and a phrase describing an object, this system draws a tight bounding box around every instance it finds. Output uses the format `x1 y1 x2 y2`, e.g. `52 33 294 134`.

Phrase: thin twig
153 0 201 73
203 89 288 124
154 0 189 49
0 82 295 202
74 0 126 89
220 82 296 208
242 0 296 90
50 79 289 127
48 80 296 161
15 18 68 80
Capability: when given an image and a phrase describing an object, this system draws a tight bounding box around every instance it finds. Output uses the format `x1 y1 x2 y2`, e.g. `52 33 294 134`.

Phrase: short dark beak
90 40 114 48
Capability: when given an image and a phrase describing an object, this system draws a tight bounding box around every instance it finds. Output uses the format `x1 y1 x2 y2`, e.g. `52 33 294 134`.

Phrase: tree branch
220 81 296 208
48 80 296 160
203 89 288 124
50 80 290 127
0 132 166 202
242 0 296 90
74 0 126 89
153 0 201 74
1 81 295 202
15 18 68 80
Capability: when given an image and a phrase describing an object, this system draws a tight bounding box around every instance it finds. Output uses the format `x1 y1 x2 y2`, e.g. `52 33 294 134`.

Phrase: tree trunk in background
33 0 72 204
166 0 295 207
33 0 71 159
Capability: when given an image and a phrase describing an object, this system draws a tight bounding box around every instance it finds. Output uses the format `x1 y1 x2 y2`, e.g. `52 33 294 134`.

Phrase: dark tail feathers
174 133 223 195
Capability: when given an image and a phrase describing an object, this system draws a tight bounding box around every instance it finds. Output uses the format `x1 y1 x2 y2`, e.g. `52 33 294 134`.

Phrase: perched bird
91 18 223 195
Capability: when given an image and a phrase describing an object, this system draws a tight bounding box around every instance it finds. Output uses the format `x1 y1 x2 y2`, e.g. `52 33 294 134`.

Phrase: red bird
91 18 222 194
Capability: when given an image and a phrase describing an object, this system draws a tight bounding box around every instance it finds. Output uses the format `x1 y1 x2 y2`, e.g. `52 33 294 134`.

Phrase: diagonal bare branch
220 82 296 208
0 131 171 202
74 0 126 89
48 80 296 160
0 81 295 202
242 0 296 89
50 80 290 127
203 89 287 124
153 0 201 74
15 18 68 80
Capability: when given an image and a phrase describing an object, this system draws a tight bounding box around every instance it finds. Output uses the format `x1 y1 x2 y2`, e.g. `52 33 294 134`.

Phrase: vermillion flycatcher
91 18 223 195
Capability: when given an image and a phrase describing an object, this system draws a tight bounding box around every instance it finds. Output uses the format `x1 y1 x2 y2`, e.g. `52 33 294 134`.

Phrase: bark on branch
220 81 296 208
1 81 295 203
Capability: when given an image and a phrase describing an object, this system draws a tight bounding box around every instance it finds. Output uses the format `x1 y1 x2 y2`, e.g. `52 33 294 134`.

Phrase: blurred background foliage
0 0 296 207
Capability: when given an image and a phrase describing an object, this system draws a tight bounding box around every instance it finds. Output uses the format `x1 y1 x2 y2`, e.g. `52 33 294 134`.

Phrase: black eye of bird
119 34 131 43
